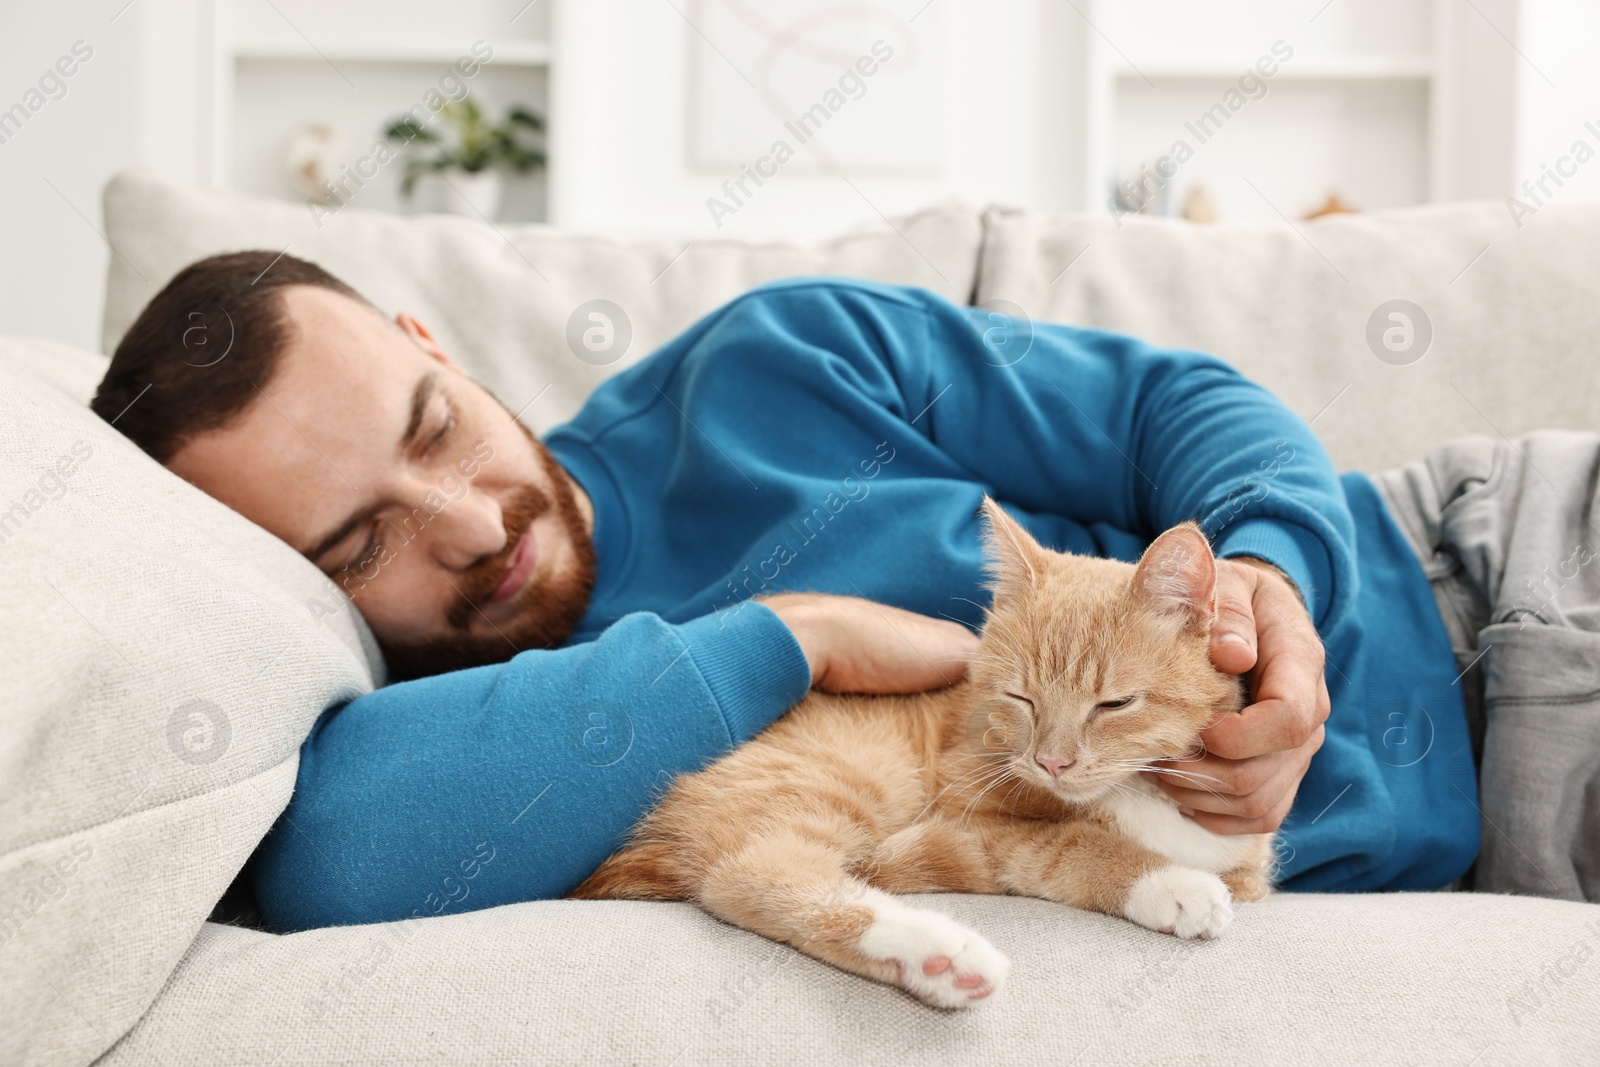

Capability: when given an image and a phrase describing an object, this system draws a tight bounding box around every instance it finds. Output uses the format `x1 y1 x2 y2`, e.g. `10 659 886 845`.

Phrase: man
93 251 1509 932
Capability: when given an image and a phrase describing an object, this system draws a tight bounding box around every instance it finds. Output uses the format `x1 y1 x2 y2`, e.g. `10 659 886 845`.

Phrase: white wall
0 3 142 351
1512 0 1600 210
1 0 1595 353
553 0 1085 240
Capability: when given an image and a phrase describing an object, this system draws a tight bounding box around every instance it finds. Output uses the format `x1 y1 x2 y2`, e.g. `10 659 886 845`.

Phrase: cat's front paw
858 905 1010 1008
1123 866 1233 939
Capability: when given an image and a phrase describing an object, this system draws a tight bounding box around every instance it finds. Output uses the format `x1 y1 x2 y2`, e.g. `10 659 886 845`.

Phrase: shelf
230 40 551 66
1112 57 1433 81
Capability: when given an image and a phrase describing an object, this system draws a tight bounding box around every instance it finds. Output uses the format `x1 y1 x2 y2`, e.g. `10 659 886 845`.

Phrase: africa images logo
166 699 232 765
1365 300 1432 366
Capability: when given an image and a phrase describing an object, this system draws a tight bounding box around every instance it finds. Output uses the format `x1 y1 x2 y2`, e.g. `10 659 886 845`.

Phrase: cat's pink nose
1036 754 1075 778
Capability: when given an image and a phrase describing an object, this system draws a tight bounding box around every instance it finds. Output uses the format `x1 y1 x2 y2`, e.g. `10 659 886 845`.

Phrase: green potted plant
384 97 546 219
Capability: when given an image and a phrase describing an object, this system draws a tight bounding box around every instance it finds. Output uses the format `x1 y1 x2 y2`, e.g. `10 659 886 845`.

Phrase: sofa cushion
976 201 1600 472
97 892 1600 1065
0 338 110 407
0 341 383 1067
100 168 982 435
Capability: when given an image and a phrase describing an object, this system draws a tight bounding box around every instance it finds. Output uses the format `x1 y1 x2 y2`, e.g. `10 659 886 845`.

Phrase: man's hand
1145 556 1330 835
756 591 979 694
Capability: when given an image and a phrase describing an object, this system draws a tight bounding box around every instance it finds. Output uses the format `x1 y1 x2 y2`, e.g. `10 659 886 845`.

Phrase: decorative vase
284 124 342 201
412 169 503 220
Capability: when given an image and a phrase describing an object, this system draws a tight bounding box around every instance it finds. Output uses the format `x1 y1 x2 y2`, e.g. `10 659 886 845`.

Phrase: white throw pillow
976 201 1600 472
100 168 983 435
0 342 382 1067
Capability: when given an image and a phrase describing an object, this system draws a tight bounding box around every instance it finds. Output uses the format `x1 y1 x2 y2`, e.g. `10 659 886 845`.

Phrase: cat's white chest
1103 778 1266 874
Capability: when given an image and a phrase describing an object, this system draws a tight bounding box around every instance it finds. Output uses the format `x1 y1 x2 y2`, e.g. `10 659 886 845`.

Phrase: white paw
1124 866 1234 940
857 904 1010 1008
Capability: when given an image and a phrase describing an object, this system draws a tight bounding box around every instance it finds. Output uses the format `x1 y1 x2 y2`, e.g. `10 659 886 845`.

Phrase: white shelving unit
201 0 555 223
222 41 554 65
1079 0 1451 221
1104 58 1436 80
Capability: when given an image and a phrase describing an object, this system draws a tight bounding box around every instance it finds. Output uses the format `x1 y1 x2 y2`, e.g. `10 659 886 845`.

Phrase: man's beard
377 420 599 682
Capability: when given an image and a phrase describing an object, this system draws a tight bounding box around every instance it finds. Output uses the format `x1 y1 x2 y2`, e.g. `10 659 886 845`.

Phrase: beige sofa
2 168 1598 1066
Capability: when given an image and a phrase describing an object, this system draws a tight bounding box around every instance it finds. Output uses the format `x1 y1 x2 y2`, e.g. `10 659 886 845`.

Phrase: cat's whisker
1101 758 1233 805
1122 763 1228 790
942 750 1011 776
1113 765 1236 812
927 761 1007 803
950 599 1030 663
940 604 1008 647
973 625 1026 665
1101 779 1149 808
933 765 1011 809
944 778 1013 829
918 758 1013 823
999 777 1030 815
1106 755 1207 771
1117 767 1227 792
983 614 1028 650
950 596 1022 643
1103 779 1138 801
958 769 1017 829
952 762 1016 800
940 764 1017 831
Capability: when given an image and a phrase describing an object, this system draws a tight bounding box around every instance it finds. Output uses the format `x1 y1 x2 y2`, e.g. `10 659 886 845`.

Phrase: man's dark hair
90 250 374 463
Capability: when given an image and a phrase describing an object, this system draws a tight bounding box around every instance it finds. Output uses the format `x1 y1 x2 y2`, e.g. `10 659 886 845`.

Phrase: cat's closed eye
1003 692 1034 713
1088 695 1139 722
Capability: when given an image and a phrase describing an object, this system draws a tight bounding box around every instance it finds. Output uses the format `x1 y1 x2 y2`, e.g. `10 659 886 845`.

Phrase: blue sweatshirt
250 278 1479 931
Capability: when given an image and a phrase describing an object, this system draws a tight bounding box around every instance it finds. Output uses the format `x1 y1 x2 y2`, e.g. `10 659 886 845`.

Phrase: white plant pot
411 169 503 220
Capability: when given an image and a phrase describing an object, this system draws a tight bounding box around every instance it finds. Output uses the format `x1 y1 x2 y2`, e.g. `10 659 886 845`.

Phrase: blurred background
0 0 1592 352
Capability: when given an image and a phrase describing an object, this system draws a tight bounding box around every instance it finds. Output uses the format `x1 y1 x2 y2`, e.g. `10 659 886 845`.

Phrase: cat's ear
978 496 1047 602
1131 522 1216 633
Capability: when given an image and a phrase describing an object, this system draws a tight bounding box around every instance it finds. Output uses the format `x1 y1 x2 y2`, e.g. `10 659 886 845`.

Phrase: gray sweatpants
1371 430 1600 901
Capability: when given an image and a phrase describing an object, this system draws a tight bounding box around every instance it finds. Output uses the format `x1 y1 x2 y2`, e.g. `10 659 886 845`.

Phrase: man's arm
674 281 1356 829
250 604 807 932
250 595 976 932
939 299 1356 628
930 291 1350 831
667 281 1356 626
930 290 1350 830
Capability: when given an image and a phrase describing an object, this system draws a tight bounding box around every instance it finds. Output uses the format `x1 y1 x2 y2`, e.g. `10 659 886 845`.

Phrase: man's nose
412 484 507 569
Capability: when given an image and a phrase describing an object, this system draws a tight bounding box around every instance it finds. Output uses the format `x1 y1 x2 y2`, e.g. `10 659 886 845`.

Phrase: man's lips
485 527 538 605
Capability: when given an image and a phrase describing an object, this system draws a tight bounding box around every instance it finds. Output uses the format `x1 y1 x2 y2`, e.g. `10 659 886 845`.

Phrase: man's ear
395 312 462 371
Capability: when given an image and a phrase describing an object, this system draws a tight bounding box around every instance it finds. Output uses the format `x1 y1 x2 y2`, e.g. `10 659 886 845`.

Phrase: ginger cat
570 498 1275 1007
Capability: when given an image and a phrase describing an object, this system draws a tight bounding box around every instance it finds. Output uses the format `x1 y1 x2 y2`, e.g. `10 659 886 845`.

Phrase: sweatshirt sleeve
940 301 1355 629
972 316 1350 630
249 601 810 932
666 281 1357 631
